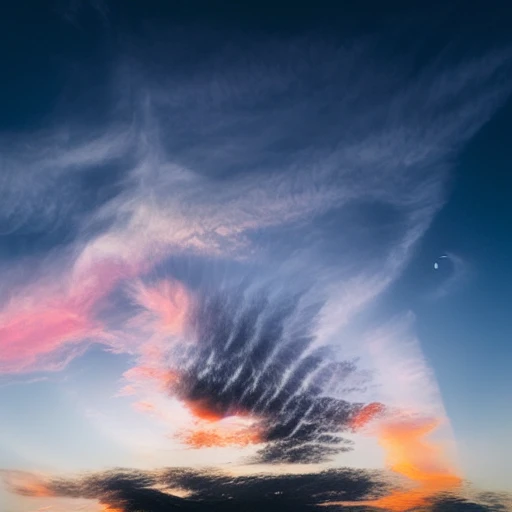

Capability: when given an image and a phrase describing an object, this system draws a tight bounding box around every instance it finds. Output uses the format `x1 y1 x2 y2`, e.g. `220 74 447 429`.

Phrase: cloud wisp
0 37 509 377
0 29 511 512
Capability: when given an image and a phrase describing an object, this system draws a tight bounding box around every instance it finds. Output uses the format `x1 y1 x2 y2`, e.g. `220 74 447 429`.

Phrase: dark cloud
429 494 507 512
161 467 382 506
12 467 383 512
168 283 368 463
8 467 509 512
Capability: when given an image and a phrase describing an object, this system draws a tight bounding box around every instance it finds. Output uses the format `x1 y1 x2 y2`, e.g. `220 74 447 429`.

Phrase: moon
433 254 448 270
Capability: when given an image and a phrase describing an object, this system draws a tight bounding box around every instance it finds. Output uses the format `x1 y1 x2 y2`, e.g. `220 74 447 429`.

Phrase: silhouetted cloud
3 467 384 512
5 467 510 512
429 494 507 512
165 284 369 463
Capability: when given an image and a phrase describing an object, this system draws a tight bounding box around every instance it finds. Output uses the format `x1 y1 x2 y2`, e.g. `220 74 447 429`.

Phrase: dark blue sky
411 97 512 488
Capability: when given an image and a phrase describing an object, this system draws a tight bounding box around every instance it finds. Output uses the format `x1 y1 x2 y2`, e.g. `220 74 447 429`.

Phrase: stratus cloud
4 465 510 512
1 466 384 512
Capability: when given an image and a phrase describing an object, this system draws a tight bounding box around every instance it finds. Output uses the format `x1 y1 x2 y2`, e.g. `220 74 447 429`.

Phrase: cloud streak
0 37 509 377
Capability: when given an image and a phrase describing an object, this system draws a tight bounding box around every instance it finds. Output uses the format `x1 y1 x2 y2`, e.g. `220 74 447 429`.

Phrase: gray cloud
1 466 385 511
166 281 367 463
4 467 510 512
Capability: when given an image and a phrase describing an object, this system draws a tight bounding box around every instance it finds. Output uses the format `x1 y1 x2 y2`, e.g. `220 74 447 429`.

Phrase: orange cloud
184 398 227 422
368 417 462 511
116 384 137 396
325 413 461 511
350 402 386 431
2 471 55 498
177 411 262 449
180 425 261 448
3 470 127 512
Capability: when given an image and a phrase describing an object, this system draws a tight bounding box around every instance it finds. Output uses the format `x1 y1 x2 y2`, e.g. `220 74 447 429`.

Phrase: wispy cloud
1 39 509 374
0 32 511 507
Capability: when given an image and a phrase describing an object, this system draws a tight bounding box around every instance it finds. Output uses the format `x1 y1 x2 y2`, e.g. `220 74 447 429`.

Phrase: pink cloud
132 401 157 414
119 279 191 389
128 278 190 336
0 302 102 373
0 258 138 374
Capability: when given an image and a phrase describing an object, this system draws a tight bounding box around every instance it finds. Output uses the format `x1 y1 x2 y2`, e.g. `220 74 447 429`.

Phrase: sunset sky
1 2 512 512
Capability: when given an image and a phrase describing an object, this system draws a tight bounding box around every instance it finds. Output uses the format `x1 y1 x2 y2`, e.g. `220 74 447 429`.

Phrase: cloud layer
4 466 509 512
0 35 510 376
1 16 512 512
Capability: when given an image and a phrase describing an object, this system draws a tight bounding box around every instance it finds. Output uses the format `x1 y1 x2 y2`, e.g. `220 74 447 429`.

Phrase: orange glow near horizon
4 471 127 512
100 506 124 512
3 472 55 498
324 406 462 511
368 417 462 510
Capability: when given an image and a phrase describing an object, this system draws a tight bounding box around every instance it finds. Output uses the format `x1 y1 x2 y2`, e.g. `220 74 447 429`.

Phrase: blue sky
403 100 512 491
0 2 511 512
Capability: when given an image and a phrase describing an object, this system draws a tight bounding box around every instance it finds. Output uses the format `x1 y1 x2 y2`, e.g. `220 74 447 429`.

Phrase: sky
1 1 512 512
